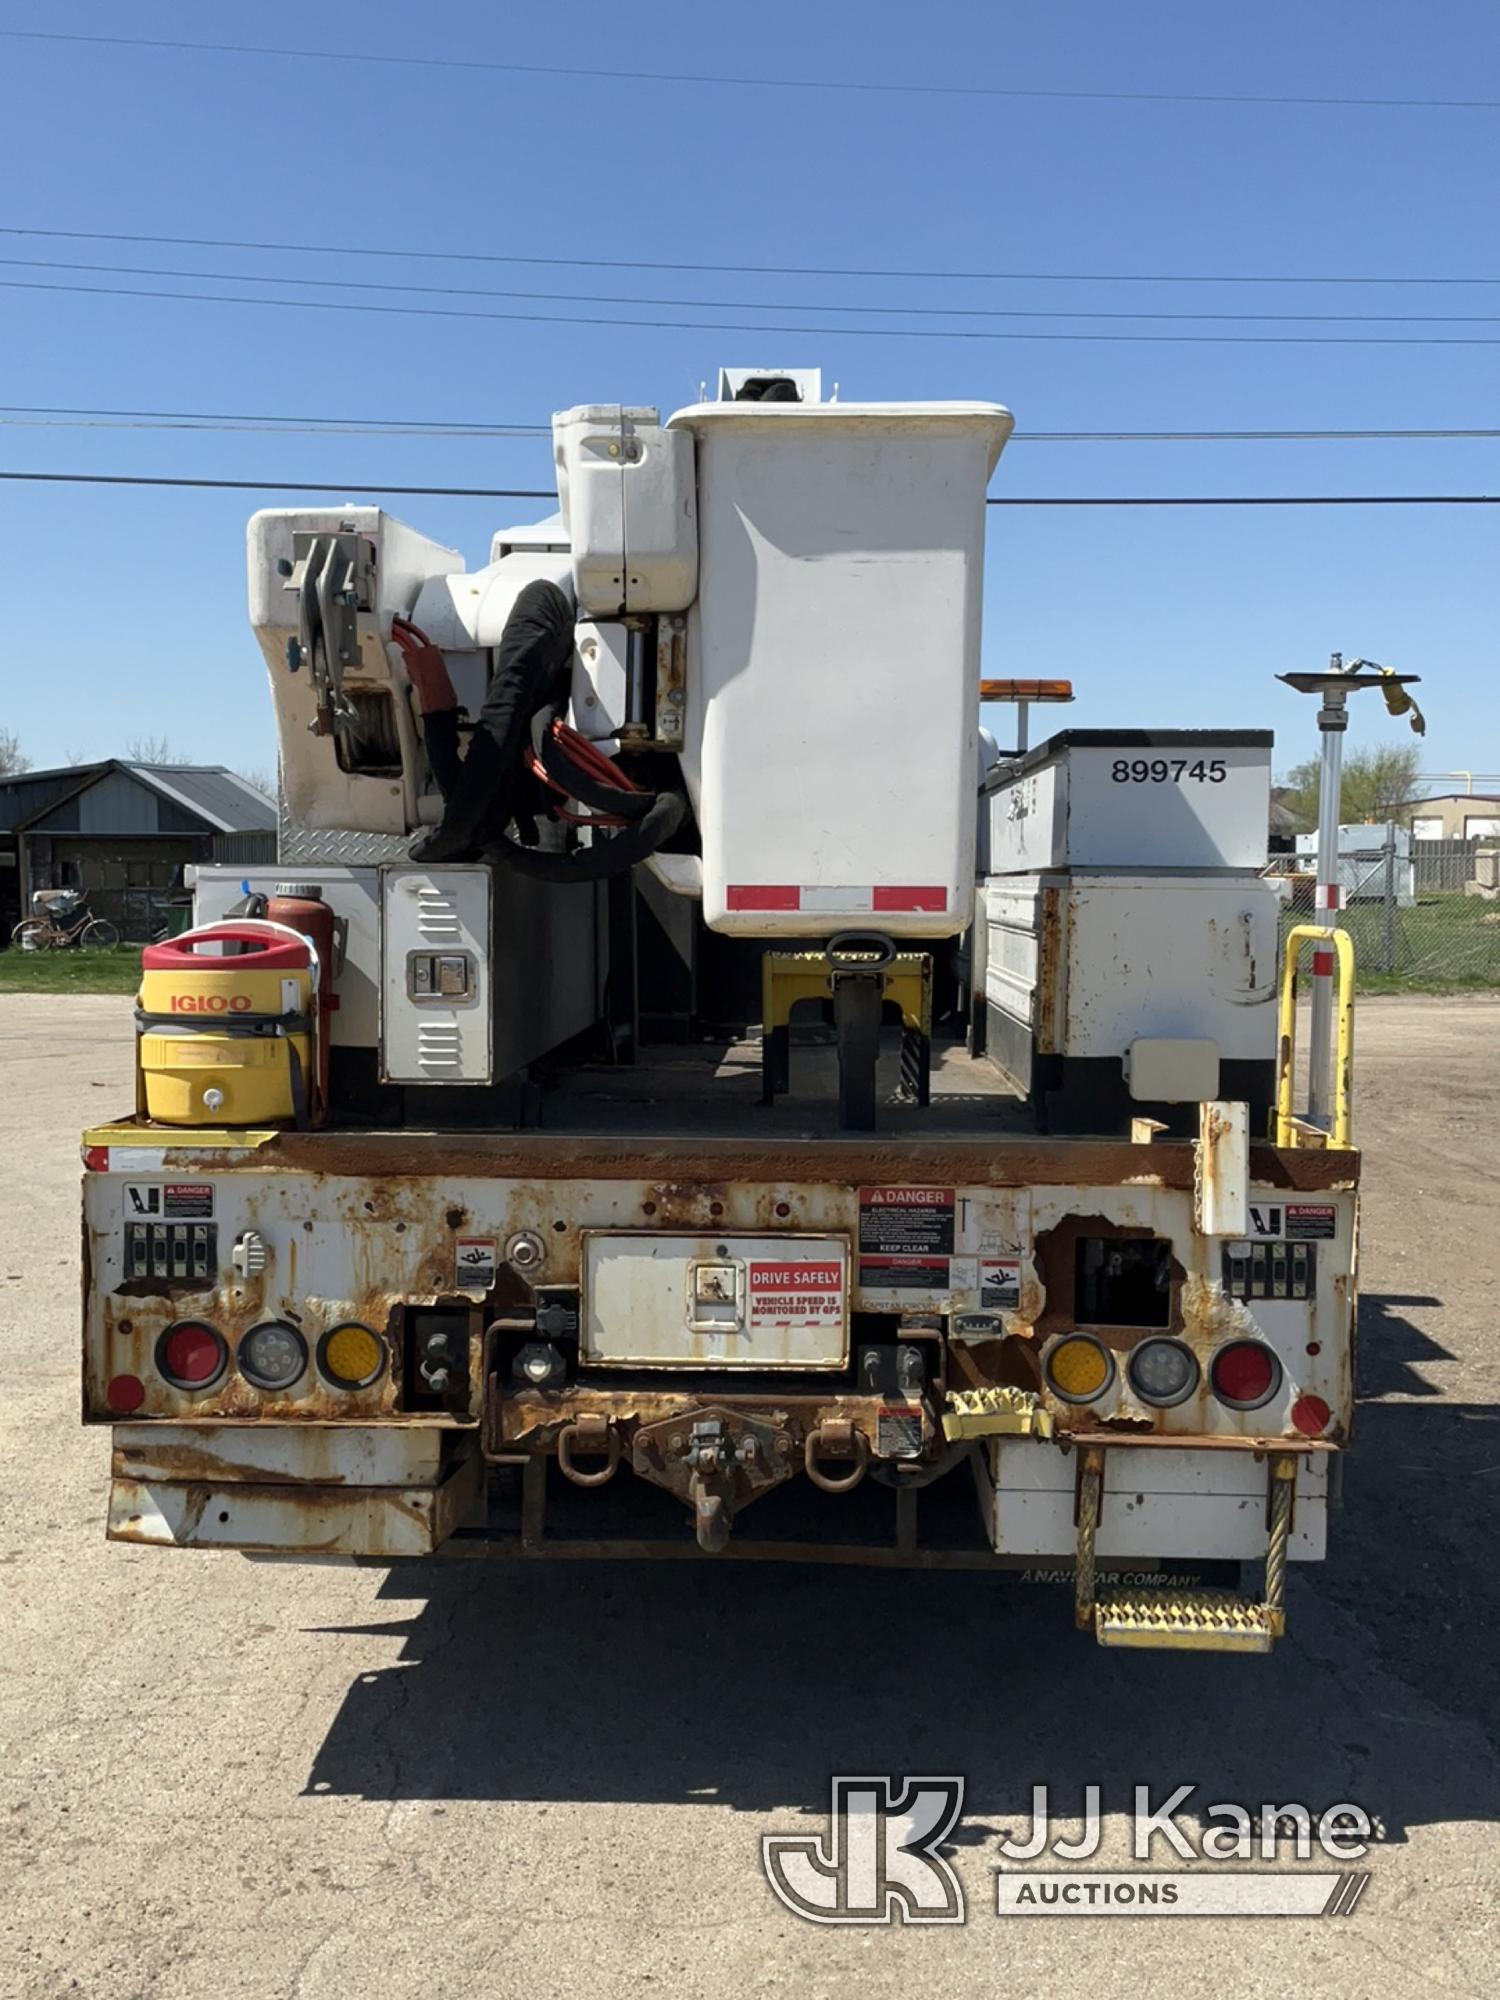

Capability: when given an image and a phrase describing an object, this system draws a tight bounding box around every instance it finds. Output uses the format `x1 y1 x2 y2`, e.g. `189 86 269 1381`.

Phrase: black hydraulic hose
484 789 686 882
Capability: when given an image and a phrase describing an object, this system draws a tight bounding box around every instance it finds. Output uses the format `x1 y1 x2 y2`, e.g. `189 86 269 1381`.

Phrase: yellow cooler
136 923 316 1126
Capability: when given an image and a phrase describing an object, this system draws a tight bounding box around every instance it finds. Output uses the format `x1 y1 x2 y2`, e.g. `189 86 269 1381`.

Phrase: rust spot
259 1129 1357 1194
1032 1213 1186 1347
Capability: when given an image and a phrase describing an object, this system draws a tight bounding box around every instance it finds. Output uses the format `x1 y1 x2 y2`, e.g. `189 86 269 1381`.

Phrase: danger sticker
123 1182 214 1218
1286 1205 1337 1240
980 1258 1021 1309
858 1187 956 1257
1247 1202 1338 1242
747 1261 844 1329
455 1237 498 1291
859 1254 951 1292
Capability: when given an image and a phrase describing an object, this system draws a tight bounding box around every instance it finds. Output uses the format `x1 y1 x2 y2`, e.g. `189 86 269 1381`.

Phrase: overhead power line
11 275 1500 346
2 28 1496 112
6 224 1498 290
2 469 1495 504
7 254 1500 326
4 405 1500 446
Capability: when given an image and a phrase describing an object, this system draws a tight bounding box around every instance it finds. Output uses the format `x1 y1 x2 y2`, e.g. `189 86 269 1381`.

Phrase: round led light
1043 1333 1115 1404
1210 1339 1283 1412
239 1320 308 1392
156 1320 228 1390
1127 1337 1200 1409
318 1322 386 1391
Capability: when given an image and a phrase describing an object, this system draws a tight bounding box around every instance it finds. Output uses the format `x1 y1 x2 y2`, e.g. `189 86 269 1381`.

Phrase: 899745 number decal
1111 757 1227 784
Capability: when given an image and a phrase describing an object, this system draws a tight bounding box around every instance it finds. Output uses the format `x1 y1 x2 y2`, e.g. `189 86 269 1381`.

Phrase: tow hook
556 1414 620 1487
630 1405 796 1549
687 1418 743 1553
804 1420 870 1494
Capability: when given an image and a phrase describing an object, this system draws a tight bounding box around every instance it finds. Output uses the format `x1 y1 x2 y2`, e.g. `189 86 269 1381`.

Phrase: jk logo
761 1775 966 1925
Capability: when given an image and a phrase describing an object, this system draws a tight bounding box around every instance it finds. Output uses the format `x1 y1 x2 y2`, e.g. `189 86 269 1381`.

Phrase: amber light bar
979 678 1075 702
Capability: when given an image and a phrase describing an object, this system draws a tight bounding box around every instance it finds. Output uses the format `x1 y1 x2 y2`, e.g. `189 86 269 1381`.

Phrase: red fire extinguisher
266 882 337 1123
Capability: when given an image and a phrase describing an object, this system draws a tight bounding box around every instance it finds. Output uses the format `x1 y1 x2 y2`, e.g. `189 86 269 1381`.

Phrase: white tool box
985 730 1273 875
983 873 1281 1106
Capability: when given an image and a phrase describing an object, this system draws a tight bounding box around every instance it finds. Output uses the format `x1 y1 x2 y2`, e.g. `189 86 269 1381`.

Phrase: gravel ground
2 992 1496 1998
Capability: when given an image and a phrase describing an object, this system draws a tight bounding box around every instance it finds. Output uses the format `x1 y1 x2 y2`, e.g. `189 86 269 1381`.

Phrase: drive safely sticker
747 1261 843 1329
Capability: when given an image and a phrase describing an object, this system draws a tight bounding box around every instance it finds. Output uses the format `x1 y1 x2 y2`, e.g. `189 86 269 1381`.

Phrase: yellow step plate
1094 1589 1276 1654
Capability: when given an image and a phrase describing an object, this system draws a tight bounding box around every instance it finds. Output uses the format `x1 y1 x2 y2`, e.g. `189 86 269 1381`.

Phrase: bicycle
10 898 122 951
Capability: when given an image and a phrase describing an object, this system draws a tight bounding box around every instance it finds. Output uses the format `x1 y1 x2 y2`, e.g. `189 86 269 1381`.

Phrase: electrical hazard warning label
858 1186 956 1256
747 1261 845 1330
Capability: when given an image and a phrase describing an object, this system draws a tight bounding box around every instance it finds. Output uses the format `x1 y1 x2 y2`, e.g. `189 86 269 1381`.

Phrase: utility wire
2 28 1496 112
10 275 1500 345
10 254 1500 326
1 470 1495 504
5 223 1498 290
4 405 1500 445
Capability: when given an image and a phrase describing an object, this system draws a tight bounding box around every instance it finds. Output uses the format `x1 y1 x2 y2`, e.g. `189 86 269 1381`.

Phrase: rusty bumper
107 1422 482 1557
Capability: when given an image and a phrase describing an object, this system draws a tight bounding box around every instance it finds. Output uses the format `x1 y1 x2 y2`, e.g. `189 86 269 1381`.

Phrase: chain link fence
1276 833 1500 988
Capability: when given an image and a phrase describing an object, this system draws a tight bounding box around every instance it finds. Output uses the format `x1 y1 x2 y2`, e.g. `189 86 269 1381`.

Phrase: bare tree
0 726 31 775
233 766 277 800
126 734 177 765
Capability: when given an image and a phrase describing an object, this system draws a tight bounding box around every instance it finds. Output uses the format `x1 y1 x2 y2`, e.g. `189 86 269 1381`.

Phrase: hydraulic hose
484 789 686 882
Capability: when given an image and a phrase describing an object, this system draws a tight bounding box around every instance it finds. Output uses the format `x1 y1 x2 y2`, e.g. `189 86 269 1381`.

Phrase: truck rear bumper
107 1422 481 1557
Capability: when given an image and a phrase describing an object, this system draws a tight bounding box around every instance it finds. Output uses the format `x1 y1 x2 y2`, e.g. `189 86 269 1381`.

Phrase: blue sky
1 0 1495 789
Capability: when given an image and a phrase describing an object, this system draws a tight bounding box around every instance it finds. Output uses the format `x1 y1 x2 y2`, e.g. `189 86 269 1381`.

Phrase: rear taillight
238 1320 308 1392
106 1373 146 1414
1042 1332 1115 1404
1210 1339 1282 1411
1291 1394 1332 1436
156 1320 228 1390
1126 1337 1199 1408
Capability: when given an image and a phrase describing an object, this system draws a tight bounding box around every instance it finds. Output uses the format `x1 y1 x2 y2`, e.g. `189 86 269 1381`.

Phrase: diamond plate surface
278 801 409 867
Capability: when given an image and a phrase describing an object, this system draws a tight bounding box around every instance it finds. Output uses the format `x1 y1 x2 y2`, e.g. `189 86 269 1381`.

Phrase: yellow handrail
1275 924 1355 1148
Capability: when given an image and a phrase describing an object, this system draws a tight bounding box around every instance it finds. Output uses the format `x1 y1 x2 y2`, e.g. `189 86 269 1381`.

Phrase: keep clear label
858 1186 956 1291
747 1261 844 1330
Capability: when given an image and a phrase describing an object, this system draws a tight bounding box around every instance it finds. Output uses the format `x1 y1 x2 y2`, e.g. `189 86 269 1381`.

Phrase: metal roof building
1 761 276 943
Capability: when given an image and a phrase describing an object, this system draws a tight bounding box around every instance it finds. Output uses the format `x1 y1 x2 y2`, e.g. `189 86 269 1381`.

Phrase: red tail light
1210 1339 1281 1411
106 1374 146 1414
1291 1394 1332 1436
156 1321 227 1389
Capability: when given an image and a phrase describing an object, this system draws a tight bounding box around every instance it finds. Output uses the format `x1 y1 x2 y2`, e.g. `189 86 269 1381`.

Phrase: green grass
1284 891 1500 993
0 945 142 994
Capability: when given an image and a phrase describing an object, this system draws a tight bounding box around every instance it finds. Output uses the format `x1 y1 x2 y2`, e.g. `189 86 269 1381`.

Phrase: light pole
1279 657 1422 1132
